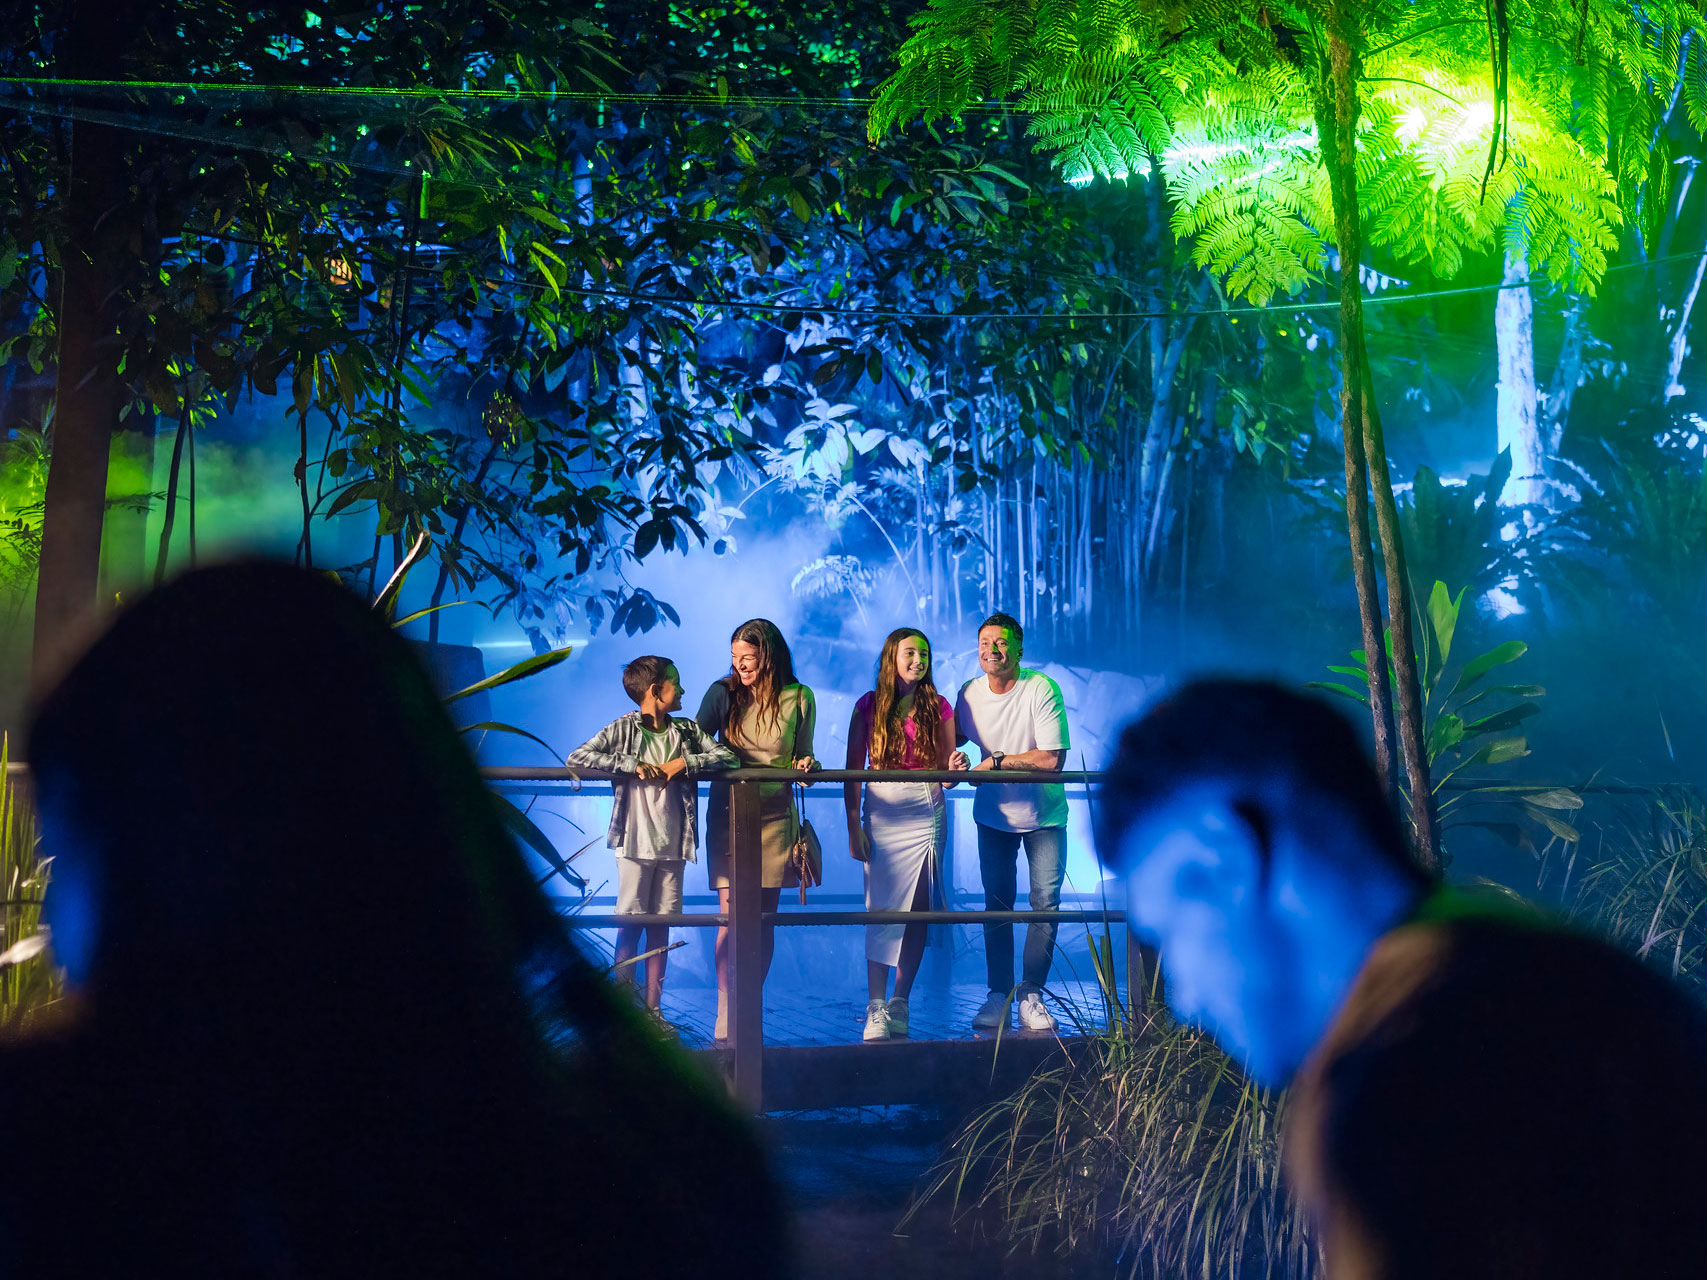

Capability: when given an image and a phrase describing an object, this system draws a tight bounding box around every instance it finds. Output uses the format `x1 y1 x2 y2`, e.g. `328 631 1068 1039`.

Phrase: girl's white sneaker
862 999 891 1041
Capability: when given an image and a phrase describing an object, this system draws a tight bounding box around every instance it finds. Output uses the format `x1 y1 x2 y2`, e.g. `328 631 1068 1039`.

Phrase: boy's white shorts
615 859 685 915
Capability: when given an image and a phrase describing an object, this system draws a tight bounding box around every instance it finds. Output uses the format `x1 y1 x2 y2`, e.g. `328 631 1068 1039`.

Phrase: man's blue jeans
977 823 1067 997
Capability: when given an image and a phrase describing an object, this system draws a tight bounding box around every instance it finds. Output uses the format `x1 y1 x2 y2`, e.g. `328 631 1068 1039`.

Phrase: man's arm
970 747 1064 772
953 683 972 748
969 677 1069 772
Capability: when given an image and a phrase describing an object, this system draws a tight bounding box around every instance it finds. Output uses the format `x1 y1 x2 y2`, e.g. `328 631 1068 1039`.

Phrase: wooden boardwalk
656 979 1120 1050
644 980 1122 1111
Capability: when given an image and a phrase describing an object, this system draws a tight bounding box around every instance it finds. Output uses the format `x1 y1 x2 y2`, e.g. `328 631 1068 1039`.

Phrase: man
954 611 1070 1032
1096 679 1707 1280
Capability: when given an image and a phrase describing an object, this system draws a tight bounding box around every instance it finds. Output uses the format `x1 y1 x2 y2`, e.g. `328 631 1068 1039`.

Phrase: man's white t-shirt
955 668 1071 831
619 723 685 858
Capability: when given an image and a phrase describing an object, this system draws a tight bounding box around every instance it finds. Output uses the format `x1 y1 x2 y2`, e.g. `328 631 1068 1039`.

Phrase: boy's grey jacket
565 712 740 859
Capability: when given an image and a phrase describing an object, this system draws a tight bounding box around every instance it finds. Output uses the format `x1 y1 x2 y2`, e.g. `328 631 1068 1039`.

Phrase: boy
567 656 738 1012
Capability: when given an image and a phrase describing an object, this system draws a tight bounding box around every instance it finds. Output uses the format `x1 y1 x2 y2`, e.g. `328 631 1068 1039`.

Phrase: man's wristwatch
991 751 1006 770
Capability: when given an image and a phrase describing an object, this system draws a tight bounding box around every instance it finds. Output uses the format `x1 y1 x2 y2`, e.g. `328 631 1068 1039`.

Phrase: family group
565 611 1073 1043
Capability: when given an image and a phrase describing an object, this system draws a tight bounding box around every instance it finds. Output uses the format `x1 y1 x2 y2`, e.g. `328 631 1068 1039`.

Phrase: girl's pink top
854 690 953 769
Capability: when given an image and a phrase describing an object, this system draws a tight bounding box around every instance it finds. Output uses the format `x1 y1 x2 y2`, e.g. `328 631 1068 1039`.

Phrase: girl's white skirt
862 780 947 966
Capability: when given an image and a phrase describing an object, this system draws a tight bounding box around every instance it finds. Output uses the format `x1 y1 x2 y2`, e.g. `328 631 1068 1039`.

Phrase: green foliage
1310 580 1579 856
909 1002 1314 1279
374 541 584 892
1548 790 1707 1003
873 0 1707 304
1550 446 1707 636
1 734 57 1031
1397 449 1514 602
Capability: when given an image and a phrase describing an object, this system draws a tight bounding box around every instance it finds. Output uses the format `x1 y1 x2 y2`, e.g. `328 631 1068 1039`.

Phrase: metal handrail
567 909 1125 928
480 765 1103 784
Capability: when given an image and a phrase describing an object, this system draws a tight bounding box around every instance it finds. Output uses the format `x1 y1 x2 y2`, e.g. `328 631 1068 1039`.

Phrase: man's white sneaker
863 999 891 1041
972 990 1012 1030
885 996 910 1038
1017 992 1057 1032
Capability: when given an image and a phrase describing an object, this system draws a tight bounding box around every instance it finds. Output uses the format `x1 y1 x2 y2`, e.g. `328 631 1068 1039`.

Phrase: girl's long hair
721 618 796 746
867 627 943 769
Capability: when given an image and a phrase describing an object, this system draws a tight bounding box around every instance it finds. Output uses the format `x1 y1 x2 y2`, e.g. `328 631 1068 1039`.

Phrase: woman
696 618 817 1043
4 562 783 1279
843 627 962 1041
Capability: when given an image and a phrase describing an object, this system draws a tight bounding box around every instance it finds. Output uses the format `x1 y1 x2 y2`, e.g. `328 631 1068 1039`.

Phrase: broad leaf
445 647 572 702
1426 581 1466 675
493 794 585 890
458 720 563 761
1450 641 1529 698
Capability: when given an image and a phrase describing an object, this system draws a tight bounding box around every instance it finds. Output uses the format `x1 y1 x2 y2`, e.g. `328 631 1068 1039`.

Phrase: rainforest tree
871 0 1705 866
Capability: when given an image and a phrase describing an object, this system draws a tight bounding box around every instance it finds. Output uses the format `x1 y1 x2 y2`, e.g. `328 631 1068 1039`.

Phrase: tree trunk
154 405 190 585
1319 19 1438 866
1664 244 1707 403
1359 341 1439 868
1311 40 1397 806
1540 297 1587 458
1495 247 1546 506
30 0 137 694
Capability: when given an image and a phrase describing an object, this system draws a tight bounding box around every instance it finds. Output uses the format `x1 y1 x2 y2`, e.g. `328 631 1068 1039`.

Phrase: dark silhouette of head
1097 679 1429 1083
13 561 782 1278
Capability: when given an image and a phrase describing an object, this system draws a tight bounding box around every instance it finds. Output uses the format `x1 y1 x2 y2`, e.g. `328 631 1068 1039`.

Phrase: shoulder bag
788 692 822 903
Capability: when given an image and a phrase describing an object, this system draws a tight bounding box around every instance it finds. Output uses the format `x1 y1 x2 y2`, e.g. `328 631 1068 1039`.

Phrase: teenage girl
843 627 963 1040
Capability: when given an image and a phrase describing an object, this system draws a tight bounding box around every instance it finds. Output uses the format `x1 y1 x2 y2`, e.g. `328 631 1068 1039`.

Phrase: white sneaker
972 990 1012 1030
1017 992 1057 1032
885 996 910 1038
863 999 891 1041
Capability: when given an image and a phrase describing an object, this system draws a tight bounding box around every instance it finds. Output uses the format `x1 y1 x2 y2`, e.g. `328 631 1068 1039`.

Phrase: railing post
729 776 764 1111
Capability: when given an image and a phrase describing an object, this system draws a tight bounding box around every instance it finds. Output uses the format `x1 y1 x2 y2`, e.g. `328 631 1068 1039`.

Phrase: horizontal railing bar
562 909 1124 928
2 760 1687 795
485 766 1105 784
569 890 1123 907
478 766 1685 795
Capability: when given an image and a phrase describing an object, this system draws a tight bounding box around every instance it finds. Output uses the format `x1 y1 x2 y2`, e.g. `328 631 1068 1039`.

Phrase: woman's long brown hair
867 627 943 769
721 618 797 746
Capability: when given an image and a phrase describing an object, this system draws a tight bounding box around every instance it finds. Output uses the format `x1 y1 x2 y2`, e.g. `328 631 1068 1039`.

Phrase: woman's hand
848 826 871 863
792 755 817 773
949 750 970 771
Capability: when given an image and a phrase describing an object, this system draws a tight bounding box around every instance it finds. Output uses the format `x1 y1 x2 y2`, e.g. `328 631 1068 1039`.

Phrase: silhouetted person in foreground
1097 679 1707 1280
3 561 786 1279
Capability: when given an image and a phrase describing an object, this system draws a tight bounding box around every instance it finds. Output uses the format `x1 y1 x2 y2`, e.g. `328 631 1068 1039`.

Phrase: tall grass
1546 787 1707 1001
906 931 1316 1280
1 734 56 1030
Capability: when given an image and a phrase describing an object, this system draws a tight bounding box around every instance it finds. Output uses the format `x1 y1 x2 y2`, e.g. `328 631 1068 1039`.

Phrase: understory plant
1545 788 1707 1002
373 535 587 892
1 734 57 1030
906 944 1316 1280
1310 580 1581 862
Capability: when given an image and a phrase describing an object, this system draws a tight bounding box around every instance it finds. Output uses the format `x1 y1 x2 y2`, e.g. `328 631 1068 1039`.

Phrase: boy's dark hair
622 655 675 705
979 611 1023 645
1095 679 1427 886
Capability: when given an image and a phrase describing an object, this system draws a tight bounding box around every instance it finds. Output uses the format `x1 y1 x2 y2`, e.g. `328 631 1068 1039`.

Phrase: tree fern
874 0 1703 308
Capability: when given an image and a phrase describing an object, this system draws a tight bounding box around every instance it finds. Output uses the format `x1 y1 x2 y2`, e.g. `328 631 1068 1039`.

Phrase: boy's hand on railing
848 826 871 862
658 758 688 781
634 762 666 780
